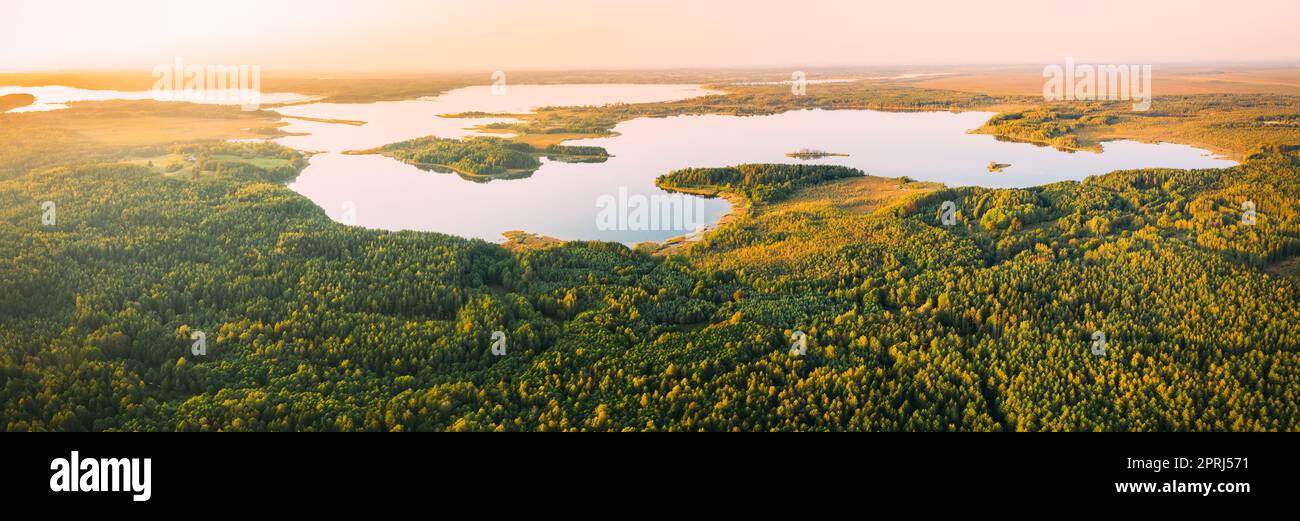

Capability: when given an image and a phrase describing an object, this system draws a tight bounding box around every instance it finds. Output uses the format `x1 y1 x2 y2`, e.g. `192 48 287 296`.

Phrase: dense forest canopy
0 85 1297 431
658 164 865 204
370 135 608 179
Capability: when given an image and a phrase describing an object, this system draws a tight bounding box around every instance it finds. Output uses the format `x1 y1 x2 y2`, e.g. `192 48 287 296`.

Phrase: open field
0 100 289 179
915 65 1300 96
121 151 296 178
0 93 35 112
973 94 1300 160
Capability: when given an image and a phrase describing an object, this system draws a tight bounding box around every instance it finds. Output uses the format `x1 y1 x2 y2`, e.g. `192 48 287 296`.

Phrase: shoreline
636 187 749 255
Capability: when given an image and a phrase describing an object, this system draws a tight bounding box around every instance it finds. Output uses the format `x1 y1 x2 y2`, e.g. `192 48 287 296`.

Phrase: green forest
0 87 1297 431
369 135 608 179
658 164 865 204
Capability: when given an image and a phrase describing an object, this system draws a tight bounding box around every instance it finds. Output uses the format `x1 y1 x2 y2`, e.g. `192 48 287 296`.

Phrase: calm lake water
6 82 1236 244
276 84 1235 244
278 84 734 244
273 84 716 151
0 85 315 112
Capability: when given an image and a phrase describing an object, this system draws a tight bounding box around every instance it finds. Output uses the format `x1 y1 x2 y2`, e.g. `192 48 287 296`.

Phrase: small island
281 114 368 126
501 230 564 251
353 135 609 181
987 161 1011 173
785 148 849 160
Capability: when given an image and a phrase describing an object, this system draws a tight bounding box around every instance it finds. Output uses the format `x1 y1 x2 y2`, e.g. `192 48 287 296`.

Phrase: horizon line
5 60 1300 77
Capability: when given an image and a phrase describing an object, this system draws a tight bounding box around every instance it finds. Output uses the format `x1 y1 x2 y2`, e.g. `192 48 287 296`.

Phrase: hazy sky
3 0 1297 71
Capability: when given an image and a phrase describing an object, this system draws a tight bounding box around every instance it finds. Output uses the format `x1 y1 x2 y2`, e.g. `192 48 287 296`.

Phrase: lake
3 82 1238 244
0 85 316 112
276 84 1236 244
273 84 716 151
